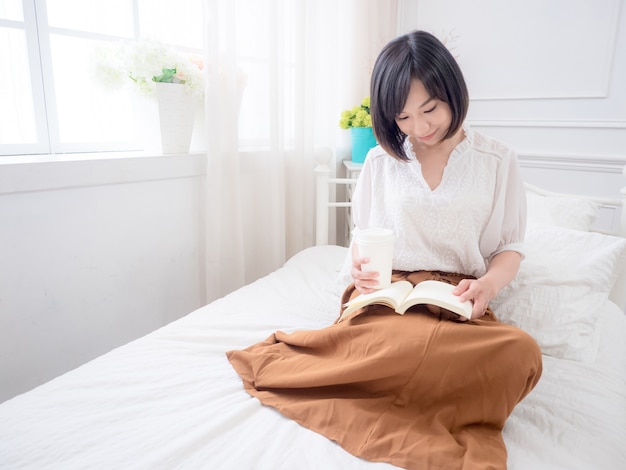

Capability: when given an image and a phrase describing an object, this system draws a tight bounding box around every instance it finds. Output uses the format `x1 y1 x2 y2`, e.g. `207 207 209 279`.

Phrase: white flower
93 39 205 99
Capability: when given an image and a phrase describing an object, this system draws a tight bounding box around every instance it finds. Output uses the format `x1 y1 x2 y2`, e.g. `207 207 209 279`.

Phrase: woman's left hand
452 278 497 319
453 251 522 319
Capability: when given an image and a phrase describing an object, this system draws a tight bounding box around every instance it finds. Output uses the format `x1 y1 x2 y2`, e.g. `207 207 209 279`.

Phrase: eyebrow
420 96 435 108
398 96 435 115
397 96 436 116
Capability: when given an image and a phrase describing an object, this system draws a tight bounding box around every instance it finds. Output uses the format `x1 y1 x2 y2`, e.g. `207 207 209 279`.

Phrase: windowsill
0 152 207 195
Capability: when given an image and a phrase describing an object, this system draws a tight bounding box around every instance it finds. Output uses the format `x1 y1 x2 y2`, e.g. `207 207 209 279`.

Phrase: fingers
352 270 379 293
352 256 379 293
454 278 490 319
452 278 471 296
470 303 488 319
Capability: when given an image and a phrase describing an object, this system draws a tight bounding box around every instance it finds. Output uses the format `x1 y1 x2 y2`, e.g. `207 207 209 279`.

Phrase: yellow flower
339 97 371 129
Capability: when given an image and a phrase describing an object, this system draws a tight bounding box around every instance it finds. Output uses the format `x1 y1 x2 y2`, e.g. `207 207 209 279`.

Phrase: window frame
1 0 50 155
1 0 205 157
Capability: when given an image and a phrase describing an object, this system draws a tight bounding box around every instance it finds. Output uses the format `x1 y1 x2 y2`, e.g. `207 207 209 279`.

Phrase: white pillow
490 226 626 362
526 192 599 231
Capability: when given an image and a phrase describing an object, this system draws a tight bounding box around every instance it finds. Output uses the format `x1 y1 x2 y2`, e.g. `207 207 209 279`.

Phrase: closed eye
423 105 437 114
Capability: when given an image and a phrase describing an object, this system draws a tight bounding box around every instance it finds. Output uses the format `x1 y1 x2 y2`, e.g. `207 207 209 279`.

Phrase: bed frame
314 148 626 310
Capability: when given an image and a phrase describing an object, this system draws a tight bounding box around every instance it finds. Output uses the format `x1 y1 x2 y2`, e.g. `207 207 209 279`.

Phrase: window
0 0 203 156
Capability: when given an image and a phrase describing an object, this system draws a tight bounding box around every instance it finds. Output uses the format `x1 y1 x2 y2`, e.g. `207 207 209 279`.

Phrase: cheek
395 120 410 135
435 108 453 128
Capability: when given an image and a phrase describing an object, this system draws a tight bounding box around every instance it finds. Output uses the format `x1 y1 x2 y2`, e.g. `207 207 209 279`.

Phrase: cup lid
356 228 394 243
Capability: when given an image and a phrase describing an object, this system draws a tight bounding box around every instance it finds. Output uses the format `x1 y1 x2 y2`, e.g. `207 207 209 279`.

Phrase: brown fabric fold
226 271 542 470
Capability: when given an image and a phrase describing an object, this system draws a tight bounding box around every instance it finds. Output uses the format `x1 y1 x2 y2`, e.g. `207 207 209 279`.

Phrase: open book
339 280 473 323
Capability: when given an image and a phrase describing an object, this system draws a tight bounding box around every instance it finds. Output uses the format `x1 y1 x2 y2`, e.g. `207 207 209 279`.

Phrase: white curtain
202 0 398 302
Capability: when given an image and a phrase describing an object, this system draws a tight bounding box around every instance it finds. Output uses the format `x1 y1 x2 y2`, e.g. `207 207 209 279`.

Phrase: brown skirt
226 271 542 470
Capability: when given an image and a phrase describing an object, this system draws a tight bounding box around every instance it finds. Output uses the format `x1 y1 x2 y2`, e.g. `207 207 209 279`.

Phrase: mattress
0 245 625 469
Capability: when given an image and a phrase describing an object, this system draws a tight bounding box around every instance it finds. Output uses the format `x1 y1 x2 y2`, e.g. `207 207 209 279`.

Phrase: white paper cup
355 228 395 289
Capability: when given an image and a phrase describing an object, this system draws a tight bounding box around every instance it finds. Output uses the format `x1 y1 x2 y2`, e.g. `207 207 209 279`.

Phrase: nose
411 117 430 137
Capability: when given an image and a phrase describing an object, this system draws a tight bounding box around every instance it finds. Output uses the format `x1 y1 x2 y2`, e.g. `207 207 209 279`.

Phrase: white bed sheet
1 245 625 470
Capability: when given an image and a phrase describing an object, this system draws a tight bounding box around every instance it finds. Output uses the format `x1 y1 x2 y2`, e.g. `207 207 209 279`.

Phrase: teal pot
350 127 377 163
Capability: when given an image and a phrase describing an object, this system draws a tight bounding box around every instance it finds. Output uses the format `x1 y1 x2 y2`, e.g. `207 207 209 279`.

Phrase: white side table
342 160 363 245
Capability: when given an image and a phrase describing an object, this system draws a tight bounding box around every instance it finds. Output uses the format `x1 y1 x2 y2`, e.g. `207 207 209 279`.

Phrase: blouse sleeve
479 147 527 261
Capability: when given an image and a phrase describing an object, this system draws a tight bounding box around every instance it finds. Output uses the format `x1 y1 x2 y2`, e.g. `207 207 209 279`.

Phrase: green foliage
339 96 372 129
152 68 185 84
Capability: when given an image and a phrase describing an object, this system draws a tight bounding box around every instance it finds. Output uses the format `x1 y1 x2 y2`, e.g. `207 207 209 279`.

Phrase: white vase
155 82 197 154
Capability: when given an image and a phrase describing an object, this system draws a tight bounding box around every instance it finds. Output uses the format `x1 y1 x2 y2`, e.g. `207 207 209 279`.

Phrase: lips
418 131 437 141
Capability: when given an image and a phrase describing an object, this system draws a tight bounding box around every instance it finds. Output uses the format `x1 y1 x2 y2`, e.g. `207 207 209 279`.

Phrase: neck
410 128 464 161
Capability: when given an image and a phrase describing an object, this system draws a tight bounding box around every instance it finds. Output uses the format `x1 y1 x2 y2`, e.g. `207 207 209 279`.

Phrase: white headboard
524 178 626 310
314 148 626 310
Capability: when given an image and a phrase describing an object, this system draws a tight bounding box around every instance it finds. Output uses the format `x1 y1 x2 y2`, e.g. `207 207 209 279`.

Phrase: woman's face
394 79 453 149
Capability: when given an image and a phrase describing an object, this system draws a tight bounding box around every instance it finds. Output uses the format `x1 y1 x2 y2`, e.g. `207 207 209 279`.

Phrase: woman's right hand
351 254 380 294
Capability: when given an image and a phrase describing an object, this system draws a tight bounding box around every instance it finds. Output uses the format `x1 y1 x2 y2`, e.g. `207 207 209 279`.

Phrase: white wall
397 0 626 231
0 154 207 403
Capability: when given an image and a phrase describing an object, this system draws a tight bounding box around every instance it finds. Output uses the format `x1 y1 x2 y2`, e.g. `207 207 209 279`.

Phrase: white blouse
349 125 527 279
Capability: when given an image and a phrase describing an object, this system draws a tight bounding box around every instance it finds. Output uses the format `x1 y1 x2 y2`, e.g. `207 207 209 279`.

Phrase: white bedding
1 245 625 470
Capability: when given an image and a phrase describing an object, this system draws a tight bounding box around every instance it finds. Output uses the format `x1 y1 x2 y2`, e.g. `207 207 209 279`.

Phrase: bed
1 153 625 470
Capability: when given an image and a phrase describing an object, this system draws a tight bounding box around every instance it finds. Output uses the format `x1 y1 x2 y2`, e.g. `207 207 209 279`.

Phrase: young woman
228 30 542 470
352 30 526 319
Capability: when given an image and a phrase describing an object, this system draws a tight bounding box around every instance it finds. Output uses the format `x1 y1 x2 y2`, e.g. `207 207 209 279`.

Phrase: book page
340 280 413 320
398 280 472 318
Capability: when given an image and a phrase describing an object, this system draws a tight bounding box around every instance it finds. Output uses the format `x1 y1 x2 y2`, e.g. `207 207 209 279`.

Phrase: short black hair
370 30 469 161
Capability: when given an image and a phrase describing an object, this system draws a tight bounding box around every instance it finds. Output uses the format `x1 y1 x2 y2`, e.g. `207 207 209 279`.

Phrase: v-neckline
407 130 468 192
409 147 453 193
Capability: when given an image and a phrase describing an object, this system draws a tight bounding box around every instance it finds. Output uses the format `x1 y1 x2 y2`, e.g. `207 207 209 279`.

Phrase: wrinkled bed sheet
0 246 625 470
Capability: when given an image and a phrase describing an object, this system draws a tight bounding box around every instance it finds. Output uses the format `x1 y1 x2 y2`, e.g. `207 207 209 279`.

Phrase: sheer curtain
202 0 398 302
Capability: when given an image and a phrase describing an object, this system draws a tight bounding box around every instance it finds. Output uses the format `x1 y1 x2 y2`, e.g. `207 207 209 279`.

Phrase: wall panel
397 0 626 202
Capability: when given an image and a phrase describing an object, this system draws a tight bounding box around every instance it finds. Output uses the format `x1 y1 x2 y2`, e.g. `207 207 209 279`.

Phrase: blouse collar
403 121 474 161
